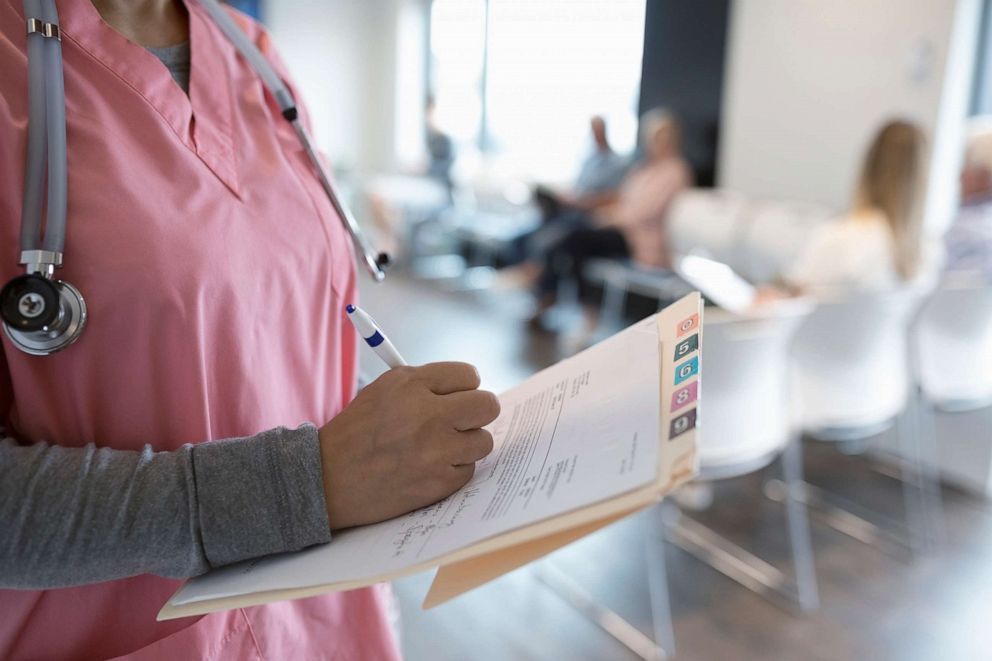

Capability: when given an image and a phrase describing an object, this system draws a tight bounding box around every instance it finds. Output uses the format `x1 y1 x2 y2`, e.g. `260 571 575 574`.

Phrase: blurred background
237 0 992 659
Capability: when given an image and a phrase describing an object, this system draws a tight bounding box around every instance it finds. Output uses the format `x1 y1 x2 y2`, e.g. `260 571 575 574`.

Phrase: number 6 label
673 356 699 385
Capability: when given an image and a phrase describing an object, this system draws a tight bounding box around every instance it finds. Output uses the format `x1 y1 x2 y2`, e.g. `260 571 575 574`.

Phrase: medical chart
170 317 665 607
160 293 702 619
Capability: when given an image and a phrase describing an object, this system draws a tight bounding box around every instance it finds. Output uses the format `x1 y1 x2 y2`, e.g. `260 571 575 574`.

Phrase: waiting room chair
667 189 750 270
911 281 992 505
662 302 820 621
914 281 992 412
734 199 831 285
537 301 819 660
585 259 693 332
786 287 939 555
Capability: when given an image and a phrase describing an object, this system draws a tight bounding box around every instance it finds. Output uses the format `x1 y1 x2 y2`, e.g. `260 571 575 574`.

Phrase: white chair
536 301 819 660
914 282 992 411
735 199 832 285
667 189 750 270
788 287 938 554
912 282 992 503
662 302 820 624
585 259 693 333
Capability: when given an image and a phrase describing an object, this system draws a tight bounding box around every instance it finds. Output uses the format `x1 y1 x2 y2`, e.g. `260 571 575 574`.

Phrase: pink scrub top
0 1 400 659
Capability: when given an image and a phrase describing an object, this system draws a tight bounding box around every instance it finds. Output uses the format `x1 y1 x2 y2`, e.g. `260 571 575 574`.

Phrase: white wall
718 0 982 234
265 0 428 177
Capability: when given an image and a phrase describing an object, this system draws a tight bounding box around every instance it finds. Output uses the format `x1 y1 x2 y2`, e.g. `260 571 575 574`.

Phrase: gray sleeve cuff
192 424 332 568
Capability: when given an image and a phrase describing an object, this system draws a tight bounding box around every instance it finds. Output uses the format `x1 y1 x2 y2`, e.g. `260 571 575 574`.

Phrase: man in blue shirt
534 116 630 220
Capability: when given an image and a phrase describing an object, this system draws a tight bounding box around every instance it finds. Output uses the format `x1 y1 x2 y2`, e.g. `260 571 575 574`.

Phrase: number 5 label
674 334 699 360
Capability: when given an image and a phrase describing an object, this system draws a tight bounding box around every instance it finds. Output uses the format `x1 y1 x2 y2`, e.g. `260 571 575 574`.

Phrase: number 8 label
670 381 698 412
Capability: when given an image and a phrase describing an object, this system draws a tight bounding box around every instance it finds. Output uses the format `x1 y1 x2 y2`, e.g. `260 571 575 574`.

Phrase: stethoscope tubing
21 0 68 256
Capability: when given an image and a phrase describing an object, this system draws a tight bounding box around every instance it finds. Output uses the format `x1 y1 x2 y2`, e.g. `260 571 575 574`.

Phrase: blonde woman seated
783 120 942 297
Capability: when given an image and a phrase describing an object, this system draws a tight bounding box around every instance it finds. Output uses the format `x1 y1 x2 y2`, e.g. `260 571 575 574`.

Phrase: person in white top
786 120 939 297
943 116 992 283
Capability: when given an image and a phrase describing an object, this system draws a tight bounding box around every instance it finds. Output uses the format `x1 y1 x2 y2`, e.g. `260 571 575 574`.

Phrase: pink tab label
670 381 698 412
676 313 699 338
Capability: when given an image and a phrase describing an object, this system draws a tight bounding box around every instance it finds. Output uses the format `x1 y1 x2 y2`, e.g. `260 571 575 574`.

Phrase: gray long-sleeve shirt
0 44 332 592
0 425 331 589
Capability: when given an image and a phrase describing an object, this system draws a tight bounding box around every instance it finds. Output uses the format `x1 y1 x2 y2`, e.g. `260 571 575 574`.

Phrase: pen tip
346 304 356 314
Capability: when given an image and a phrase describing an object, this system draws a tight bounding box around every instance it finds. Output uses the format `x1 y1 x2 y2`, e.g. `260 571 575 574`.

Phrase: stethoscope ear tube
289 119 388 282
2 0 83 356
197 0 389 281
20 0 68 257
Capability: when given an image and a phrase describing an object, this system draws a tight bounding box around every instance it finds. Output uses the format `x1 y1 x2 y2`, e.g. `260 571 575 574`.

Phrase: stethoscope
0 0 389 357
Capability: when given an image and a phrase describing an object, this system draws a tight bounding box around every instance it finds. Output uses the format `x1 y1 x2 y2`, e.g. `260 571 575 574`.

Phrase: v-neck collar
50 0 241 196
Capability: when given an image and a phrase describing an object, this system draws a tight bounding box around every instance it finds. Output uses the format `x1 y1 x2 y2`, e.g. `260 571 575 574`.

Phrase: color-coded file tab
671 381 699 412
674 355 699 385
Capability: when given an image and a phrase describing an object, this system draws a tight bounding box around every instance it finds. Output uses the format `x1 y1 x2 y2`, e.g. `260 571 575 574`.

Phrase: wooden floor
358 273 992 661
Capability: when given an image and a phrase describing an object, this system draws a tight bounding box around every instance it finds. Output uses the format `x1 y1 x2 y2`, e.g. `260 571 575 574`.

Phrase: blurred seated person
366 95 455 257
943 116 992 283
533 115 630 220
530 109 692 330
783 119 941 298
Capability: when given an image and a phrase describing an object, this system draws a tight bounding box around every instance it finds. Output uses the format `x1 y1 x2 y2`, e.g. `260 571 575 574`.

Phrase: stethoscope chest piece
0 274 87 355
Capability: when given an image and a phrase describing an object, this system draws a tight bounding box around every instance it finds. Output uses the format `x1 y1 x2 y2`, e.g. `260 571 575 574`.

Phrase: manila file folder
158 292 703 620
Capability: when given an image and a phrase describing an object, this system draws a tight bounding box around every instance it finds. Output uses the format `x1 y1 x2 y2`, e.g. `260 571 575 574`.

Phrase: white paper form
170 317 662 606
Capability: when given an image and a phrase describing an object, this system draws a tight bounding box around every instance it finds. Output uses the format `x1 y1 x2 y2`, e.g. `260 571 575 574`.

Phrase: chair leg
601 276 627 333
781 437 820 613
664 455 819 614
533 534 670 661
647 504 677 657
896 404 928 554
554 254 578 308
769 408 940 559
769 479 911 558
914 391 946 546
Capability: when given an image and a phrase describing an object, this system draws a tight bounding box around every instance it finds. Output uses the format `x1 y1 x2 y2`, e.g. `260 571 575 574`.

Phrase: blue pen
346 304 408 368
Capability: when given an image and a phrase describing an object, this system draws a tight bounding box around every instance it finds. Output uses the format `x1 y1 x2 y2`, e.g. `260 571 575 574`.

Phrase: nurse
0 1 499 659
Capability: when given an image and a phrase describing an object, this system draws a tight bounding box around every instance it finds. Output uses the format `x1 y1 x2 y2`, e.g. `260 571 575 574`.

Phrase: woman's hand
318 362 500 530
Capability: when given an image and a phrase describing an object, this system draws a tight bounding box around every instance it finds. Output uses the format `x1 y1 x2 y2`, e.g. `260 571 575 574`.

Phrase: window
430 0 647 182
430 0 488 148
973 0 992 115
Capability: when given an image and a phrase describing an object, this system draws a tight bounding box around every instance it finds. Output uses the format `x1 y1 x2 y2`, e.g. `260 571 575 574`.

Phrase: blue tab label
674 356 699 385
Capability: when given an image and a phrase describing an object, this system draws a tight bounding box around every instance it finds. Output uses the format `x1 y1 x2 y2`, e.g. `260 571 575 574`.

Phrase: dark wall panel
638 0 731 187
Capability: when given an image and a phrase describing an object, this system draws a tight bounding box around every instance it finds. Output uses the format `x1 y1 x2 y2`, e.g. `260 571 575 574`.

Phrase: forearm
571 190 619 212
0 425 331 589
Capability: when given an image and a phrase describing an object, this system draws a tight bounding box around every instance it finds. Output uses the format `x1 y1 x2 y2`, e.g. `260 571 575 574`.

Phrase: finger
414 362 481 395
449 429 495 465
441 390 501 431
448 463 476 491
